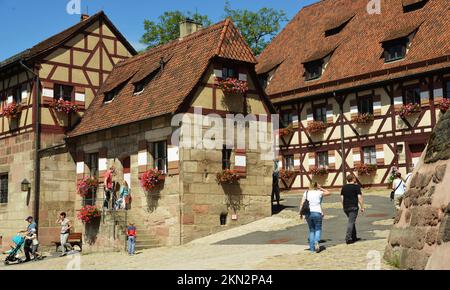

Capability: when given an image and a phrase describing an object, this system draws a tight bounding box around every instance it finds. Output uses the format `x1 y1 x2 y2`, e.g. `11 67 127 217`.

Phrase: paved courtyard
2 190 395 270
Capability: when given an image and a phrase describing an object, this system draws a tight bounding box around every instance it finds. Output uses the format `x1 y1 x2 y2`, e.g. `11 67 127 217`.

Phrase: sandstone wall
384 111 450 270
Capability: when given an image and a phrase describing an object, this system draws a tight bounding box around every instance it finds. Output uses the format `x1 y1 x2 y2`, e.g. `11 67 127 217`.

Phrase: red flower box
50 98 79 114
279 125 295 137
279 169 295 181
352 113 374 124
398 103 421 119
76 177 98 198
309 166 329 176
355 164 378 176
439 98 450 114
1 102 22 119
306 121 329 134
77 205 101 224
215 77 248 94
216 169 241 185
140 168 165 192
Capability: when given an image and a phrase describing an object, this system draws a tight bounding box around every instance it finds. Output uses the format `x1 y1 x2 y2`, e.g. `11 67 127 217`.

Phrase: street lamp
21 179 31 192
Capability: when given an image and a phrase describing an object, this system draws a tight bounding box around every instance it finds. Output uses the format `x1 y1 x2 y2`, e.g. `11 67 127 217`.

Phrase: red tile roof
256 0 450 103
68 19 257 137
0 11 136 70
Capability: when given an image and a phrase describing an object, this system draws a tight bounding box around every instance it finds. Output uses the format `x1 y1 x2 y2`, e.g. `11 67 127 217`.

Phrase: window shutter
326 104 333 123
167 137 180 176
328 150 336 170
42 81 54 104
76 151 85 181
420 83 429 106
98 148 108 182
394 86 403 110
138 140 148 175
373 95 382 116
306 108 314 125
433 80 444 104
350 99 358 119
75 87 86 108
352 148 361 167
294 153 301 171
376 145 385 166
308 152 316 171
234 149 247 178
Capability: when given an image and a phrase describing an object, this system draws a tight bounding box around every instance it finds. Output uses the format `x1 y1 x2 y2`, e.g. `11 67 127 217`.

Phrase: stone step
135 244 161 251
135 239 159 246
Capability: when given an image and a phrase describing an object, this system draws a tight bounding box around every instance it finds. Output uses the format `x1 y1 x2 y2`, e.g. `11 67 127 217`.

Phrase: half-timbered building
0 12 136 249
66 19 275 251
257 0 450 190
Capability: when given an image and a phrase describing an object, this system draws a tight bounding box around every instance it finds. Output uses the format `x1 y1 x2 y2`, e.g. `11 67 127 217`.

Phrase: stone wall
384 111 450 270
0 132 35 251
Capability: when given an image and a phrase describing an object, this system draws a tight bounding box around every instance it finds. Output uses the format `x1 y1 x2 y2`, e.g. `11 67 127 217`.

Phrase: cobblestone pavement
2 191 395 270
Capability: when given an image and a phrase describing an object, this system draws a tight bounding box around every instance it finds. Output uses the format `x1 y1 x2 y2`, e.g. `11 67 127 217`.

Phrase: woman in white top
392 172 407 209
300 182 331 253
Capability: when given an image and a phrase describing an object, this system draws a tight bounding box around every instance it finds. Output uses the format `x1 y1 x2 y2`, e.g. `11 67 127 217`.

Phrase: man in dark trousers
340 175 365 244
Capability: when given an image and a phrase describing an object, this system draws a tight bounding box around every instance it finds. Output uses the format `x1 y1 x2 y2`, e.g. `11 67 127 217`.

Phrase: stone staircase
134 228 161 251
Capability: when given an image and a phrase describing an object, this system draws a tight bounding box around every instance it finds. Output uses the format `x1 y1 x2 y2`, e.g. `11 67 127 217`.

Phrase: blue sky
0 0 315 61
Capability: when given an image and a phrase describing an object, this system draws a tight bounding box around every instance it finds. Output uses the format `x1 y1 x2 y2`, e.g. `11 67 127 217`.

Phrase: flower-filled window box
216 169 241 185
76 177 98 198
355 164 378 176
439 98 449 114
215 77 248 95
279 169 296 181
279 125 295 138
309 166 329 177
398 103 421 119
77 205 101 224
1 102 22 119
306 121 329 134
50 98 79 114
140 169 166 192
352 113 374 124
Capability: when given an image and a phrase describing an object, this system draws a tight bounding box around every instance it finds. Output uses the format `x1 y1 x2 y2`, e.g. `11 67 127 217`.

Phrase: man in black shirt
341 174 365 244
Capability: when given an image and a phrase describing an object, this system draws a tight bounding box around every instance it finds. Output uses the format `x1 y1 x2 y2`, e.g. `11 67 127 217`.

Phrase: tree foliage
224 1 287 56
140 11 211 48
140 3 288 56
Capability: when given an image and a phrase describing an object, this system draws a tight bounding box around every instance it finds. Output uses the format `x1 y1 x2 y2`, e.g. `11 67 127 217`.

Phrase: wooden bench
53 233 83 252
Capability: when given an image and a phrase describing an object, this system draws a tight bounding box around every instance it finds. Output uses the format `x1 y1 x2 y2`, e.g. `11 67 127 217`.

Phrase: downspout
20 61 41 227
336 92 347 186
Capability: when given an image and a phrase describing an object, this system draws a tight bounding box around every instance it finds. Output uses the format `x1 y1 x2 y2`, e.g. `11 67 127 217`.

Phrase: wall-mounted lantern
21 179 31 192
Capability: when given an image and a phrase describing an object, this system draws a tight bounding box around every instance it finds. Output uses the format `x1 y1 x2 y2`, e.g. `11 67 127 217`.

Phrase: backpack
300 191 311 218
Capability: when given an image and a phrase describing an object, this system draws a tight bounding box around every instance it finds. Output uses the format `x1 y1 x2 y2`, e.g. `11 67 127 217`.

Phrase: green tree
224 1 288 56
140 11 212 48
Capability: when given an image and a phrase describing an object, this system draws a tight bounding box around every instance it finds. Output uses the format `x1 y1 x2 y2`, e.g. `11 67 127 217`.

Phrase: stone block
410 206 439 227
432 164 447 184
426 227 439 246
438 215 450 244
192 204 209 214
400 247 430 270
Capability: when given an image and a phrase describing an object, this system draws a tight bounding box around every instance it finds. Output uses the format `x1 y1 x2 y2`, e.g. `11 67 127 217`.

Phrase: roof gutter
19 61 41 230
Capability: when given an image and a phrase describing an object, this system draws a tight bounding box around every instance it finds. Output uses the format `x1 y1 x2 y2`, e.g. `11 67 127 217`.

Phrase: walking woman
300 182 331 253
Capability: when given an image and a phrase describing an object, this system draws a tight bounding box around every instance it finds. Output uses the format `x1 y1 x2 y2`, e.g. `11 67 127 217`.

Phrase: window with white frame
363 146 377 165
154 141 167 173
54 84 73 101
283 155 294 171
317 152 329 168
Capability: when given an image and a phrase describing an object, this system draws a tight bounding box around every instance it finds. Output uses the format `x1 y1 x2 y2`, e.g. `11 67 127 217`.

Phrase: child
25 228 41 260
126 223 137 256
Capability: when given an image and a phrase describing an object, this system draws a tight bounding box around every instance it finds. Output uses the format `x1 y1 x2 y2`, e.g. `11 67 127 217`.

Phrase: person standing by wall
271 161 281 207
341 175 365 245
300 182 331 253
103 166 116 209
56 212 73 257
392 172 407 210
126 223 137 256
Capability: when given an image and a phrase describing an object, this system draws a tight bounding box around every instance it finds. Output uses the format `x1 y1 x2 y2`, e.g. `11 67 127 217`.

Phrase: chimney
179 18 202 39
80 14 90 22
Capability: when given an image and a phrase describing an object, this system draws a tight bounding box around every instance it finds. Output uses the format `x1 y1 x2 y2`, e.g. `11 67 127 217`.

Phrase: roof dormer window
402 0 428 13
383 38 407 63
324 14 355 37
304 60 323 81
103 83 125 104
